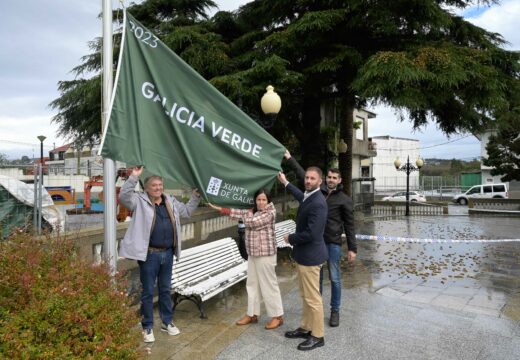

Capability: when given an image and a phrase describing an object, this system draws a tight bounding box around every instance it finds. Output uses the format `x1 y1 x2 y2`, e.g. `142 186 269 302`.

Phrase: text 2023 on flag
99 12 284 207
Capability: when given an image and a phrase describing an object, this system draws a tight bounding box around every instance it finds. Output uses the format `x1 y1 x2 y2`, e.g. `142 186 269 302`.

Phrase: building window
361 166 370 178
355 117 364 140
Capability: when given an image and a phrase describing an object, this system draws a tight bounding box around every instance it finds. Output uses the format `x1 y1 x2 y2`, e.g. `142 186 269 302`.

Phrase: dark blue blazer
286 183 328 266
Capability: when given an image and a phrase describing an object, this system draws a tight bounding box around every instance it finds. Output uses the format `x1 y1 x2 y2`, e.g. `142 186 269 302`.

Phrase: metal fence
372 175 464 200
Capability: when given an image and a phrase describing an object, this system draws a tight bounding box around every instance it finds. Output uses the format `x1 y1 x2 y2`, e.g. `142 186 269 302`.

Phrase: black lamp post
37 135 46 185
259 85 282 128
394 155 424 216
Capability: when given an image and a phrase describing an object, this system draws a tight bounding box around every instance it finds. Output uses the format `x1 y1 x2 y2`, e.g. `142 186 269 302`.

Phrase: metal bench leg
171 293 208 319
197 300 207 319
172 292 180 312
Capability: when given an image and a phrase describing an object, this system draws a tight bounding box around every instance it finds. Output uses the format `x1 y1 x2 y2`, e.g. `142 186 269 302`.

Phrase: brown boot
236 315 258 325
265 316 284 330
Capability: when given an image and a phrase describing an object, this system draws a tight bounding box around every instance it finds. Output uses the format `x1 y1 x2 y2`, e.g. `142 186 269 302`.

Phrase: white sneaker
161 322 180 336
143 328 155 343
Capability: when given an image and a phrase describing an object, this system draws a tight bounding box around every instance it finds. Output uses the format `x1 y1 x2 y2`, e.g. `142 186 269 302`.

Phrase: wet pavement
141 215 520 359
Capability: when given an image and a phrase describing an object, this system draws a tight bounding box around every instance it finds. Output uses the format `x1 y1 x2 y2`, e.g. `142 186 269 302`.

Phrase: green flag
100 12 284 208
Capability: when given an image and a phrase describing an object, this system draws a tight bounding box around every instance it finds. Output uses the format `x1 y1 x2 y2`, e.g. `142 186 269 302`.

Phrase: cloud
0 0 98 156
0 115 62 150
0 0 516 161
367 105 481 159
366 1 519 160
467 0 520 50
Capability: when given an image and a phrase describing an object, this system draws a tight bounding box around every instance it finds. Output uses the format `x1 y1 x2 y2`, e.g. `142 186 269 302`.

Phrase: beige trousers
297 263 324 338
246 254 284 317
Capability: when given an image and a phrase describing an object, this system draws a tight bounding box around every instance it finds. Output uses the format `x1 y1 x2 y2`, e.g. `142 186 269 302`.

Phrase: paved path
143 216 520 359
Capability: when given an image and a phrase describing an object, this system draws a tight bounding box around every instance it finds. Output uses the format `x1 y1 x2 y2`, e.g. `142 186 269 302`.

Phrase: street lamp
37 135 46 185
337 139 348 154
394 155 424 216
259 85 282 128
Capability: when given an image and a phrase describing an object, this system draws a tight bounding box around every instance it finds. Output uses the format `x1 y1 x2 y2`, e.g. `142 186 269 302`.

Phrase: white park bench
171 237 247 319
274 219 296 248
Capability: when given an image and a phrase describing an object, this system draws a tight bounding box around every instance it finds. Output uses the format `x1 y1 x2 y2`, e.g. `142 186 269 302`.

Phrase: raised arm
173 189 200 218
277 171 304 203
118 166 143 210
231 207 275 230
284 149 305 188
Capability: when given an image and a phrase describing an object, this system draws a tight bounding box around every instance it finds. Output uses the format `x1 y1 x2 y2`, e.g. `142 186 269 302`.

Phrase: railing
468 198 520 211
74 196 299 265
90 209 237 264
371 201 448 216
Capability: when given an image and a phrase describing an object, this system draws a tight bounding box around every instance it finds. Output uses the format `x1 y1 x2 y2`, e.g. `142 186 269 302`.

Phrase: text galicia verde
142 82 263 158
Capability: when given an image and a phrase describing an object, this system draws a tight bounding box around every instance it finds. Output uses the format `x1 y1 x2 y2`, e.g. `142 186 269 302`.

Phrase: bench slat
274 220 296 248
177 262 247 301
172 238 247 302
171 221 295 318
174 257 242 288
173 240 243 288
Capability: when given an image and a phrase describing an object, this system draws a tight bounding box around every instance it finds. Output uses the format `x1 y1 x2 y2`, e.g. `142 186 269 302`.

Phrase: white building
477 130 519 198
370 136 421 193
319 102 377 178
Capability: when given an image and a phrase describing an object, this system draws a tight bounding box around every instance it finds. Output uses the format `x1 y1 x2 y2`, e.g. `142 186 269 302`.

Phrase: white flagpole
102 0 117 275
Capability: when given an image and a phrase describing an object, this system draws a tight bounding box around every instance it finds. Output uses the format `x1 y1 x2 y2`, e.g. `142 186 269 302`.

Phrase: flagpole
102 0 117 275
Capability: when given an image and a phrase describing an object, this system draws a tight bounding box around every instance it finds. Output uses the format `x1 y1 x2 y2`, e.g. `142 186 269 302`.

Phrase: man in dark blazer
283 150 357 327
277 167 328 351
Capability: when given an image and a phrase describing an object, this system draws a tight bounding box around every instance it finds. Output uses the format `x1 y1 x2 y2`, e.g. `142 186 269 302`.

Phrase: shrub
283 207 298 221
0 233 140 359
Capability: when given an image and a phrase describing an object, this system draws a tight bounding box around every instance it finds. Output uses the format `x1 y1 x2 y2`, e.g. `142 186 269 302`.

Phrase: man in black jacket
284 151 357 327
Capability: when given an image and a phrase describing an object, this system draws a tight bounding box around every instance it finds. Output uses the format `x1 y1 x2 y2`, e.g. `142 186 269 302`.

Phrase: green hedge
0 234 140 359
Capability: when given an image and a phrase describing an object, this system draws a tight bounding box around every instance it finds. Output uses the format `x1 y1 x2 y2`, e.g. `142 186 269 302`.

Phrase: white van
452 183 508 205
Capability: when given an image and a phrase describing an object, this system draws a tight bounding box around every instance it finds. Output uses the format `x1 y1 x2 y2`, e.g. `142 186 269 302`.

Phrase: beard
327 182 337 190
305 184 318 192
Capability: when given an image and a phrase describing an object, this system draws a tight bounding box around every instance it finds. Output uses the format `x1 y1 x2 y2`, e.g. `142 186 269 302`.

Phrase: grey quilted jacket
118 175 200 261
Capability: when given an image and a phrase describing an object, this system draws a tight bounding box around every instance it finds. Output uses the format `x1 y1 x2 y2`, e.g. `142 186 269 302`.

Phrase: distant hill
421 158 481 176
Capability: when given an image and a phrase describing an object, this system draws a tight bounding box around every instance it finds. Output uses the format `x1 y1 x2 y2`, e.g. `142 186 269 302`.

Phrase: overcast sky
1 0 518 160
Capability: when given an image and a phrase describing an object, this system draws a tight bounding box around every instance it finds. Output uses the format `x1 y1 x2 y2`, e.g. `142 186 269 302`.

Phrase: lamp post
37 135 46 185
337 139 348 154
394 155 424 216
259 85 282 128
35 135 46 234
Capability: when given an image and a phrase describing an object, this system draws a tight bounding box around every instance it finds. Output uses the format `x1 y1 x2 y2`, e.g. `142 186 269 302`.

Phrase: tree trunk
339 96 355 197
297 96 323 168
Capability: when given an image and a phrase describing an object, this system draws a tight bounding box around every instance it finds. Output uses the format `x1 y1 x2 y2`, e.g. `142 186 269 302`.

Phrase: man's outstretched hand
131 166 144 177
277 171 289 186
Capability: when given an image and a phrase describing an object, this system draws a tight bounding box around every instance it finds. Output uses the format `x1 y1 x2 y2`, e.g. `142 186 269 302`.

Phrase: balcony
368 140 377 157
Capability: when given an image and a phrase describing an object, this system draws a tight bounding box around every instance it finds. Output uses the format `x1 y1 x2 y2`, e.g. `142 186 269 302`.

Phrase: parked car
452 183 508 205
382 191 427 202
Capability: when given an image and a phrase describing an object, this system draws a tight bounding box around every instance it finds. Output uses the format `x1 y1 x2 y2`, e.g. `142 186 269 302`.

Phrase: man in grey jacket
119 166 200 343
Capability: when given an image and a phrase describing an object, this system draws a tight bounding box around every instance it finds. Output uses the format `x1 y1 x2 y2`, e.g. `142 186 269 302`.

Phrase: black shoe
297 335 324 351
329 309 339 327
285 327 311 339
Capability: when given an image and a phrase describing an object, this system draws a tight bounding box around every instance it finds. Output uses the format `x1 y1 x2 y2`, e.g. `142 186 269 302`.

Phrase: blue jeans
319 243 342 312
138 248 173 330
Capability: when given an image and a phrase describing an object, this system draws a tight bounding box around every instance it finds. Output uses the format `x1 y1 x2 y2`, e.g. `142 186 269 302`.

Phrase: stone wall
468 198 520 211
